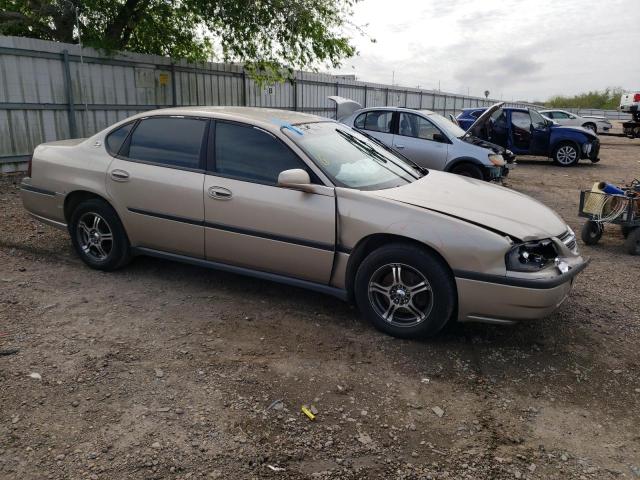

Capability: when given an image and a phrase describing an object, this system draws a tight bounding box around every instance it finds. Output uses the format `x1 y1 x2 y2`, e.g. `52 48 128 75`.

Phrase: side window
354 113 366 129
215 122 308 185
127 117 207 169
553 111 569 119
470 110 482 119
398 113 441 141
530 110 548 128
361 111 393 133
106 122 134 156
511 111 531 130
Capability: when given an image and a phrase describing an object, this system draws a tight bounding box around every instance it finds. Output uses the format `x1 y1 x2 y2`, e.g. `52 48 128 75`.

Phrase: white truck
620 91 640 138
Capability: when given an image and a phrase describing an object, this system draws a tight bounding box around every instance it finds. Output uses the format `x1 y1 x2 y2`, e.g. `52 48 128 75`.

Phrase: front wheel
354 244 456 339
450 163 484 180
553 143 580 167
582 123 597 133
69 199 131 271
581 220 603 245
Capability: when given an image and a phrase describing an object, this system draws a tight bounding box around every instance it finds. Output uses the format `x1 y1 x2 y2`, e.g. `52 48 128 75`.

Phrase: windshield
421 111 466 138
283 122 420 190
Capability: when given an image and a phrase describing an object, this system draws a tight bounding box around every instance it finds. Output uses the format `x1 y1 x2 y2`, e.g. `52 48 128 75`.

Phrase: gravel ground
1 128 639 479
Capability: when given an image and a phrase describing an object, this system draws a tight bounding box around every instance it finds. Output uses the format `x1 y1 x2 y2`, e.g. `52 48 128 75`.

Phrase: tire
624 228 640 255
621 226 633 238
552 142 580 167
582 123 597 133
450 163 484 180
581 221 603 245
354 243 456 339
69 198 131 271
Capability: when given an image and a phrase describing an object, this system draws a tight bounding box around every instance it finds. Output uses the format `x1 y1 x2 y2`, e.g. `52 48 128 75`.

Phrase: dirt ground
1 127 639 480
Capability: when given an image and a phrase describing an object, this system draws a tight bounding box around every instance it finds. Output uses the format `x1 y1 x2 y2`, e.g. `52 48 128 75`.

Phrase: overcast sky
328 0 640 101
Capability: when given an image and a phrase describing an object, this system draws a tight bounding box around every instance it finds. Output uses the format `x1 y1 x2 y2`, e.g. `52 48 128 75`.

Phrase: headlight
488 154 505 166
505 239 558 272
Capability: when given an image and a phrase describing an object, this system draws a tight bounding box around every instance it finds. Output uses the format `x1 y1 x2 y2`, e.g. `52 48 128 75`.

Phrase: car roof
126 106 329 134
355 106 436 115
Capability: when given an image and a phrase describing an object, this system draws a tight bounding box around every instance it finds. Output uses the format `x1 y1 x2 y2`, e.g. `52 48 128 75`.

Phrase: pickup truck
620 92 640 137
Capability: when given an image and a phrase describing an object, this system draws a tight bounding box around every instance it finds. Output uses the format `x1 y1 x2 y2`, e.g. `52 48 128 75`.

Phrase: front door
393 112 449 170
204 121 335 283
529 110 551 155
106 116 207 257
510 110 533 153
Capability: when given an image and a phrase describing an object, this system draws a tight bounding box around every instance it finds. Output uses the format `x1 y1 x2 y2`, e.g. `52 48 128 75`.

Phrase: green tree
545 87 626 110
0 0 362 82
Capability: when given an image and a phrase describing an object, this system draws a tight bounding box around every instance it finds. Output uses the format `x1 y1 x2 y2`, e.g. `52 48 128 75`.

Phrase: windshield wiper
355 129 428 177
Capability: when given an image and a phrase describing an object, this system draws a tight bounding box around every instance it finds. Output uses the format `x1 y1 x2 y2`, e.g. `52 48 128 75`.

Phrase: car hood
371 170 566 241
550 124 598 139
465 102 504 136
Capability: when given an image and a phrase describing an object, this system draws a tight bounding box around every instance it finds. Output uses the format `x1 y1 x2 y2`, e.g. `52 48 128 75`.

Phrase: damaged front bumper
454 256 589 325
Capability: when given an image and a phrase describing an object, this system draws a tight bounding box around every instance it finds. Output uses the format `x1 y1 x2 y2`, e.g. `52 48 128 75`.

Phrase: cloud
329 0 640 101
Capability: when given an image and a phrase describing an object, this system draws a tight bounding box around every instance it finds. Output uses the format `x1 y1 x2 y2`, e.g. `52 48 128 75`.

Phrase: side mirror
277 168 312 192
432 132 447 143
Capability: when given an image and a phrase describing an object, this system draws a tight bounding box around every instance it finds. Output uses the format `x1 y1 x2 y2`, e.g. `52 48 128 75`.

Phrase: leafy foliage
0 0 362 83
545 87 626 110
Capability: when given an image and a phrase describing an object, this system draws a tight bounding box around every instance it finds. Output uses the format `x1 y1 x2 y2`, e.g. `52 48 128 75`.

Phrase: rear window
126 117 207 169
106 122 134 156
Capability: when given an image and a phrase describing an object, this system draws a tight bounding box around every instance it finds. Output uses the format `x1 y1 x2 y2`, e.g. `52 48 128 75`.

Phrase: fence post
404 90 408 108
363 85 367 107
385 88 389 106
61 49 77 138
293 77 298 111
419 92 423 109
242 70 247 106
170 63 177 106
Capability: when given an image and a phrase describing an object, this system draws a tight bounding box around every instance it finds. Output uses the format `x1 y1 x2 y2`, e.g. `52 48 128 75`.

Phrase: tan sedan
20 107 587 338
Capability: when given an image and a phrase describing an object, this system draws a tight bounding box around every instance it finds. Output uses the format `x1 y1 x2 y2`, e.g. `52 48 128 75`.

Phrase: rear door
392 112 448 170
353 110 395 145
106 116 207 257
203 121 335 283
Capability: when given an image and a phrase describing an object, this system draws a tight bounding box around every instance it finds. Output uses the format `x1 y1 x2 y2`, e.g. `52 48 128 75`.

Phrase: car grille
559 230 578 253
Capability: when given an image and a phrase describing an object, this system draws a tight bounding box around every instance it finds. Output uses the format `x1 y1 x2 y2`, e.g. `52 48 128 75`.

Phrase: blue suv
457 104 600 166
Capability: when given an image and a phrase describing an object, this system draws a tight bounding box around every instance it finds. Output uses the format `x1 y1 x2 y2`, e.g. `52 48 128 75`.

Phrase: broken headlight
505 239 558 272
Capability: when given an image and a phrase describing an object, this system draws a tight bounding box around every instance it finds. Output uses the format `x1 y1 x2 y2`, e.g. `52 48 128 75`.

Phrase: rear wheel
553 142 579 167
624 228 640 255
450 163 484 180
354 244 456 339
69 199 131 271
581 220 603 245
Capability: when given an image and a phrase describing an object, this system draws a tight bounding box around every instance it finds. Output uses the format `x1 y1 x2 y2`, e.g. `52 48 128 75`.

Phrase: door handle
395 144 406 149
110 169 130 182
208 186 232 200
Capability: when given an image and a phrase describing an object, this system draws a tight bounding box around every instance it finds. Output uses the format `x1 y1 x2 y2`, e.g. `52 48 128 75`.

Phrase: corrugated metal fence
0 35 537 172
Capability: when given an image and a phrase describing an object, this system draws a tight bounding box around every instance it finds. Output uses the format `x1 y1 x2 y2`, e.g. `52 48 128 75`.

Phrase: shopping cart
578 180 640 255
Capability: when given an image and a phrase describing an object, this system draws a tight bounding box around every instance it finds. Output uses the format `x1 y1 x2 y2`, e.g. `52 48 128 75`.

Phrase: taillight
634 93 640 102
27 155 32 177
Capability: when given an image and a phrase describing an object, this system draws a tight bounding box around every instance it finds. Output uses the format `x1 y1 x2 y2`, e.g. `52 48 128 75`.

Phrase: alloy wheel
556 145 578 165
367 263 433 328
76 212 113 261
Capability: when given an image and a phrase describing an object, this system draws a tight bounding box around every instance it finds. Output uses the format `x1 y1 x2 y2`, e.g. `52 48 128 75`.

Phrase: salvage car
20 107 587 338
459 104 600 166
538 109 612 133
329 97 515 181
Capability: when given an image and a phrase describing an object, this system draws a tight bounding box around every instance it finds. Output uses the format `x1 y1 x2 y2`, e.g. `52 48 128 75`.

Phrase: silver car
539 109 612 134
330 97 515 181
